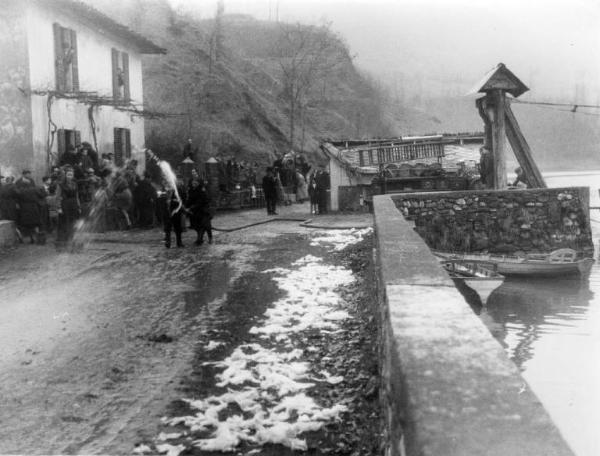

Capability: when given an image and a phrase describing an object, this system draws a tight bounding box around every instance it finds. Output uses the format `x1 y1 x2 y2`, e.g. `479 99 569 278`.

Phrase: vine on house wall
22 88 185 170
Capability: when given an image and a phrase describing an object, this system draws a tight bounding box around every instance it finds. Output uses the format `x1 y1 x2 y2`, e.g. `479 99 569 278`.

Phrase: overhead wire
511 98 600 117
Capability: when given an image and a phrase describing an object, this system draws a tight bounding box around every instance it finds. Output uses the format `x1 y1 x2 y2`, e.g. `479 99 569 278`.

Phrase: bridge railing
358 141 445 167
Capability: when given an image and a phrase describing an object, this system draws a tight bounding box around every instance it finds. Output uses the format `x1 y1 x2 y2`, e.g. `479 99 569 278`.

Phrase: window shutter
111 48 119 100
57 128 66 160
122 52 130 102
114 128 123 166
124 129 131 160
53 23 65 91
74 130 81 148
70 29 79 92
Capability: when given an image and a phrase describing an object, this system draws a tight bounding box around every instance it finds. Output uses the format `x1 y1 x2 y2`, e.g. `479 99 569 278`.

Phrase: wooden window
113 128 131 166
57 129 80 157
112 48 130 102
53 23 79 92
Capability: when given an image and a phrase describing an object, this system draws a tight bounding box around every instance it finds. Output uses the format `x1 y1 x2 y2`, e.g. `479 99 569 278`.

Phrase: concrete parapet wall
373 194 575 456
0 220 18 246
392 187 593 256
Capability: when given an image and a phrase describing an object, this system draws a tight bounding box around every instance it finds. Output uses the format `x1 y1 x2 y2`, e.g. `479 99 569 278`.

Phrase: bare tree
209 0 225 74
274 22 348 150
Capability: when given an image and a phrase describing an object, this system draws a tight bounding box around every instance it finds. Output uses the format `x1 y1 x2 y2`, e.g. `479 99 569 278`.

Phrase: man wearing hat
15 169 35 189
262 167 278 215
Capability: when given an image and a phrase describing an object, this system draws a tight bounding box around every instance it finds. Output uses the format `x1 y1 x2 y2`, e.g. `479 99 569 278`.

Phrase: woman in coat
112 171 133 229
56 167 81 249
295 170 308 203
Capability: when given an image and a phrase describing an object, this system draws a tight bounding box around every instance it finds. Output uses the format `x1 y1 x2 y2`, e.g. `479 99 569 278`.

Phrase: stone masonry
392 187 594 256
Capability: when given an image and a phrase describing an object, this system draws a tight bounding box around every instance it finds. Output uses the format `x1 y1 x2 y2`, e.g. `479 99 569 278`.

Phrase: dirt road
0 210 378 455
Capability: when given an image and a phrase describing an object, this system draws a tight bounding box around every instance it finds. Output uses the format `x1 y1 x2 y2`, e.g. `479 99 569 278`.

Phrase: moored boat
442 260 505 304
434 248 594 278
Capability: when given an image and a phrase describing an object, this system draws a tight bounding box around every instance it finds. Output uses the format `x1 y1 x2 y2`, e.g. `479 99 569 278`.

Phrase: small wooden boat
442 260 505 304
434 248 594 278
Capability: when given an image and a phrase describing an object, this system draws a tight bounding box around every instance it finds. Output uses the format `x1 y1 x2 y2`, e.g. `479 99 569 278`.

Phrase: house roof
35 0 166 54
469 63 529 98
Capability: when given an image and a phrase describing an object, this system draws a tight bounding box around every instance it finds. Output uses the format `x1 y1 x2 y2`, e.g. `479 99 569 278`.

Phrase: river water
477 172 600 456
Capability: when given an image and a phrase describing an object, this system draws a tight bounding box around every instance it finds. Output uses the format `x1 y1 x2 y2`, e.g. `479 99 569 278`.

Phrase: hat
22 169 31 174
86 168 95 174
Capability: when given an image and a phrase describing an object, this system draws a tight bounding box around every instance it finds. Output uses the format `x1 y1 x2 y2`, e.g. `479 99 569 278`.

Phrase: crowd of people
0 139 330 251
0 141 161 250
262 153 330 216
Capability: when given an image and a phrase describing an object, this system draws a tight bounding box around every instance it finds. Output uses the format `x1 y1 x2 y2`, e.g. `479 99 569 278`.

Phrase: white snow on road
310 227 373 251
154 228 368 455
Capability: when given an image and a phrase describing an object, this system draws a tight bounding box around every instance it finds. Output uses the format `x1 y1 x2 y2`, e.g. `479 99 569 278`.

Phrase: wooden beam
504 101 546 188
491 90 507 189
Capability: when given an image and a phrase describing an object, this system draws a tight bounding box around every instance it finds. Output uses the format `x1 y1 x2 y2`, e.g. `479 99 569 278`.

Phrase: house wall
30 96 146 177
0 1 33 178
328 158 375 211
25 4 143 100
24 3 146 177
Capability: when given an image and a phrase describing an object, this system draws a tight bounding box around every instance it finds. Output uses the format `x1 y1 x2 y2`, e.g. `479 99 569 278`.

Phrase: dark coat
18 185 44 228
0 183 19 221
135 179 157 206
57 179 81 220
187 185 211 230
262 175 277 198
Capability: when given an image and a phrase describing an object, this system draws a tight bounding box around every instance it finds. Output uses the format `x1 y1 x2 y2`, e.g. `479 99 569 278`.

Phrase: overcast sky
169 0 600 102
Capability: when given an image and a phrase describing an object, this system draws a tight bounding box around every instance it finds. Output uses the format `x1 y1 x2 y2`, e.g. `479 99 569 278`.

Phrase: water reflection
481 278 593 369
469 172 600 456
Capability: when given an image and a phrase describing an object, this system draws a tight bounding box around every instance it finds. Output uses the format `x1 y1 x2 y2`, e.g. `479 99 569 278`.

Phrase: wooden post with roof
471 63 546 189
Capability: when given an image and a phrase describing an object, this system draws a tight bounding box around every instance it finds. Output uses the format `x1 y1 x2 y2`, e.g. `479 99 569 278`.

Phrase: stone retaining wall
393 187 593 256
373 194 575 456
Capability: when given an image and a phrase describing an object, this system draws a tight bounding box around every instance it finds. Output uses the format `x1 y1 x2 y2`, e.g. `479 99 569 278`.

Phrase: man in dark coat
315 166 330 215
479 147 493 189
0 176 19 221
159 185 185 248
187 178 213 245
262 167 278 215
136 173 157 228
15 170 43 243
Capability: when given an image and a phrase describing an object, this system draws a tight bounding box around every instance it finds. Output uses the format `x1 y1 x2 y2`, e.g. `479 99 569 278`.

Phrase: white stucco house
0 0 164 179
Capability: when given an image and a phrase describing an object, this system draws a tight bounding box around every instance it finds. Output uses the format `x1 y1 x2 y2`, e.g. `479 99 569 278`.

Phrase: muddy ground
0 216 380 455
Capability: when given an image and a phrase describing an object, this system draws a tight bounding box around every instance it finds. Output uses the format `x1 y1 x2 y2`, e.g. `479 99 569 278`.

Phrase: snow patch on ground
154 229 367 453
310 227 373 251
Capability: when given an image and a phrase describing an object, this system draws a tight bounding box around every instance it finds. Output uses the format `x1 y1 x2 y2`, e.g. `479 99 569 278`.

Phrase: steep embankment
88 0 399 164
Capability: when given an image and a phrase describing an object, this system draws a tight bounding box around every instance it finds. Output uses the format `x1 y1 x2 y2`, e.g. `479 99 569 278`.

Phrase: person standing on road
16 170 43 244
135 172 157 228
262 167 278 215
112 171 133 230
295 169 308 203
56 167 81 250
187 178 213 245
315 165 330 215
160 186 184 248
